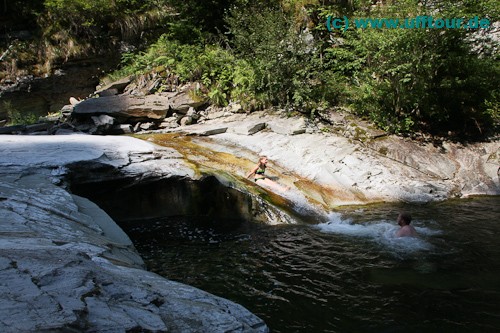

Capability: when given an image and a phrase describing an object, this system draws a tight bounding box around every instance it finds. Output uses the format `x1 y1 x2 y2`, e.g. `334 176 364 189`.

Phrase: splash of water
315 212 441 255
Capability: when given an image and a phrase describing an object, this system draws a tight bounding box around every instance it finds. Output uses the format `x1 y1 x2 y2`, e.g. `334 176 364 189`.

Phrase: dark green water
121 197 500 333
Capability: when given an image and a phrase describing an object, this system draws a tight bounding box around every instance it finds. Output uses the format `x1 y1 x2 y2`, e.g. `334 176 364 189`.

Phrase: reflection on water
121 197 500 333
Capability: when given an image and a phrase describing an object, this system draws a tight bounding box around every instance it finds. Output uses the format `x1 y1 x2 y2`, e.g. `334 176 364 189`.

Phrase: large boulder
73 94 170 122
167 90 207 114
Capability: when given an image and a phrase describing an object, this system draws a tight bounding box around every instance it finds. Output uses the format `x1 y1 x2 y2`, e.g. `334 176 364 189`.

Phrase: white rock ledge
0 135 268 333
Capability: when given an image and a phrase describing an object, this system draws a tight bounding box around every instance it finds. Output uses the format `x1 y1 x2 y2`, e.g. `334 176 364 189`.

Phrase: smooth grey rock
71 195 134 245
268 117 306 135
228 121 266 135
186 125 228 136
0 169 268 333
207 115 499 205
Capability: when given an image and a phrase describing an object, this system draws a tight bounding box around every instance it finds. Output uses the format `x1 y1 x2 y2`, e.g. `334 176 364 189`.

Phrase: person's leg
259 178 290 192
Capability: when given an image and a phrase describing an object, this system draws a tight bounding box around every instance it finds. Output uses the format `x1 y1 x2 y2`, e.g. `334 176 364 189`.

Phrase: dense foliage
326 1 500 136
1 0 499 138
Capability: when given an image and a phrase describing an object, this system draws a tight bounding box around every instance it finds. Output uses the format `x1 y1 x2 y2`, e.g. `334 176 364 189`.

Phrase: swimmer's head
397 212 412 226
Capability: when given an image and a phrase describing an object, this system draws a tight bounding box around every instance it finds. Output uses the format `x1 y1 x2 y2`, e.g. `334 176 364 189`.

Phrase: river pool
121 196 500 333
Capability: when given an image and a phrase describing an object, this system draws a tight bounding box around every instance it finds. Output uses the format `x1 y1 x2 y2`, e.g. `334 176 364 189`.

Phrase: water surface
122 197 500 333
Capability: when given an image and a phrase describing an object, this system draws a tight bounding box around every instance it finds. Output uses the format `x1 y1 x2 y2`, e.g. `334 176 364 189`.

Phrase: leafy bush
225 3 339 112
112 35 255 107
320 0 500 137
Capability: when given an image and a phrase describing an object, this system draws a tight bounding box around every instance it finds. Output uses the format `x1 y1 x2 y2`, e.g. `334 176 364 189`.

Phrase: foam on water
316 212 441 254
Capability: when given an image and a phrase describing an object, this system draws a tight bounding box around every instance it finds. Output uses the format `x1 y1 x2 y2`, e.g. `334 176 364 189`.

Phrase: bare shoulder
396 225 418 238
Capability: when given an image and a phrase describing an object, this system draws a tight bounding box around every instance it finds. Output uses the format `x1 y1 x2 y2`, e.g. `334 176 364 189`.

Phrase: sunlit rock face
147 110 499 206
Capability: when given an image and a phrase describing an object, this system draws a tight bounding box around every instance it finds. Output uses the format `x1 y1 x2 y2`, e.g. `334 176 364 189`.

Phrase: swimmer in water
395 212 418 238
246 156 290 192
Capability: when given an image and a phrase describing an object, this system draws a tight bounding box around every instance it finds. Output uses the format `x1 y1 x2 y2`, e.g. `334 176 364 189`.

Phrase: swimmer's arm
246 165 259 178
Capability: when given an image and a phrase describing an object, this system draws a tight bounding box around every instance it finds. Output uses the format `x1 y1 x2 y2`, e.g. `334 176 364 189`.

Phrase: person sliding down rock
246 156 290 192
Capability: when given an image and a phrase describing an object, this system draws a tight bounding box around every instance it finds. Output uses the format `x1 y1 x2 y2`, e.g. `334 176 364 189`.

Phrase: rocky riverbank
2 78 498 204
